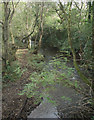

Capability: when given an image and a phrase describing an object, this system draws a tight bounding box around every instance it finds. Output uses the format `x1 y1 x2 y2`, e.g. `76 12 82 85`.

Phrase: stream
28 47 88 119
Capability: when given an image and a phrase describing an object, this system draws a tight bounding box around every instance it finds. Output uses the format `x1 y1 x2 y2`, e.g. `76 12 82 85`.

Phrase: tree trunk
3 2 9 68
38 2 44 51
92 1 94 104
34 34 38 48
9 24 15 44
25 10 31 50
67 2 91 86
88 2 91 21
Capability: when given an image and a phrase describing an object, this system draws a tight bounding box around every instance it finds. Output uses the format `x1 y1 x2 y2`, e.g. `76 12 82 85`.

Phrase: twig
18 97 28 118
58 0 68 20
74 1 83 11
55 9 65 22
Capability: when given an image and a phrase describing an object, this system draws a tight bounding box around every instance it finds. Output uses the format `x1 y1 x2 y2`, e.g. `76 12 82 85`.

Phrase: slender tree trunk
88 2 91 22
9 24 15 44
8 1 19 45
92 1 94 66
26 10 31 49
34 34 38 48
3 2 9 68
38 2 44 51
92 1 94 103
67 2 91 86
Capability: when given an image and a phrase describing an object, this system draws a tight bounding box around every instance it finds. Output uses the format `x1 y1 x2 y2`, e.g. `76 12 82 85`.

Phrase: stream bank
2 49 42 119
27 47 92 119
2 48 93 119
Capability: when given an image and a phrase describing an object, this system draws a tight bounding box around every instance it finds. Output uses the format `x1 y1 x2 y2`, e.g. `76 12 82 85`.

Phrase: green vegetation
19 56 81 102
2 61 24 83
1 1 94 119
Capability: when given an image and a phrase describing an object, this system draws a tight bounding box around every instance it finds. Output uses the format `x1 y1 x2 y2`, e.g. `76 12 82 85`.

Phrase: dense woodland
0 1 94 119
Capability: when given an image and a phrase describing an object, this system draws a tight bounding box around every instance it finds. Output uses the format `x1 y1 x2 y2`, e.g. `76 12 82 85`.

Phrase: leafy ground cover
2 49 44 119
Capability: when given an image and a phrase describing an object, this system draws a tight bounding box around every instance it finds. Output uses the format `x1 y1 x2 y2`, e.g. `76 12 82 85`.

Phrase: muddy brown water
27 47 89 119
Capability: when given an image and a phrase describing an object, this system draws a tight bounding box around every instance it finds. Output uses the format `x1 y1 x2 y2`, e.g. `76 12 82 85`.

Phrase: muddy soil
2 49 40 119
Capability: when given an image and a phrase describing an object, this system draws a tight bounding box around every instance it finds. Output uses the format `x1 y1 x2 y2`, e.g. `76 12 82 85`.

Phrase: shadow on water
39 46 59 62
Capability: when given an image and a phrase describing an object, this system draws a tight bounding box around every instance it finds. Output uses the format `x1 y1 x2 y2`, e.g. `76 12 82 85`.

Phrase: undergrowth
19 53 94 118
2 61 24 83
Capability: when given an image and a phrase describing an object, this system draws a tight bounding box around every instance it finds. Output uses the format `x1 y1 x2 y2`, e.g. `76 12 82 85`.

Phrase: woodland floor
2 49 94 119
2 49 40 119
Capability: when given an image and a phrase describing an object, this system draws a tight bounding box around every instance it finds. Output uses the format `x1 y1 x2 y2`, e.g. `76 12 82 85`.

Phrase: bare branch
74 1 83 11
9 0 20 24
15 0 20 8
74 2 81 10
55 9 65 22
81 2 84 9
58 0 68 20
0 20 3 25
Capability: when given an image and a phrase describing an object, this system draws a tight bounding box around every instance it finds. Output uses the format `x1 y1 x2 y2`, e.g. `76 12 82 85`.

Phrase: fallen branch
18 97 28 118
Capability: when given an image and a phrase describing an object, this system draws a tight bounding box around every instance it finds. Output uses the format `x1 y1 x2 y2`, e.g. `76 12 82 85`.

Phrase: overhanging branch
22 9 39 41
